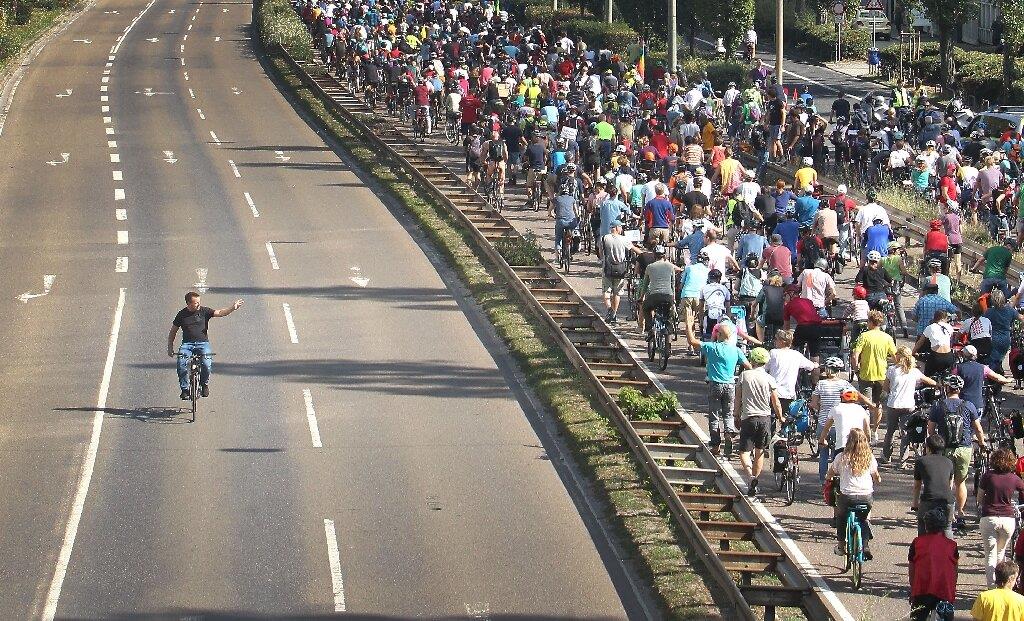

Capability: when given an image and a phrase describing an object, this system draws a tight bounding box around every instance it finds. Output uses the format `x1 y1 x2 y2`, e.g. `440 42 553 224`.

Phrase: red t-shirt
909 532 958 601
649 132 669 158
924 230 949 253
939 176 959 201
783 297 822 325
460 95 482 123
762 245 793 279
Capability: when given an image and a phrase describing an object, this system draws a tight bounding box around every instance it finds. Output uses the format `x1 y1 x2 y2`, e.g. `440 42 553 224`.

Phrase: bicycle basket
905 414 928 443
772 439 790 472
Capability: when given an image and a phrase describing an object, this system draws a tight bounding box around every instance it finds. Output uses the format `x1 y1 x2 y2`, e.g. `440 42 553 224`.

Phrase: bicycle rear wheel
189 364 199 419
851 534 863 589
658 330 670 371
646 333 656 361
785 465 797 505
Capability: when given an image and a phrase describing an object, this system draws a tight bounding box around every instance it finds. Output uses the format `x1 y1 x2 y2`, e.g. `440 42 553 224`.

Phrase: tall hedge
256 0 312 61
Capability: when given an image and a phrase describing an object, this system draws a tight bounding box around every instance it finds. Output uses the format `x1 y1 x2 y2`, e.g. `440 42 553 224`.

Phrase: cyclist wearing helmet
734 347 783 497
923 219 950 277
879 240 910 335
927 373 985 531
862 216 892 262
855 250 893 310
810 356 854 482
924 257 952 303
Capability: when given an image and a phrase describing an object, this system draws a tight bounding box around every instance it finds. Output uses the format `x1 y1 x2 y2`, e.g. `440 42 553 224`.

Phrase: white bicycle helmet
866 250 882 262
823 356 845 371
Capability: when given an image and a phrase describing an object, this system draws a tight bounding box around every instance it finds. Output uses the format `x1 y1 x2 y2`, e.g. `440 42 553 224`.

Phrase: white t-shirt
765 348 817 399
922 321 955 349
702 243 732 274
885 365 924 409
799 268 835 308
889 148 912 169
856 202 890 231
960 166 979 189
829 403 869 450
739 181 761 207
834 451 878 496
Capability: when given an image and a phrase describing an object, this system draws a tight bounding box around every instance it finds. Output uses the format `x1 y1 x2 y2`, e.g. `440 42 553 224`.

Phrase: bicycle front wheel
785 468 796 505
659 331 670 371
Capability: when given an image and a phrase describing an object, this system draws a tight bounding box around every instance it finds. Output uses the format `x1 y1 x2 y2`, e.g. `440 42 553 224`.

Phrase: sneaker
834 542 847 556
180 390 189 400
862 542 873 561
201 384 210 398
747 477 759 497
609 315 618 326
952 516 967 532
605 310 614 322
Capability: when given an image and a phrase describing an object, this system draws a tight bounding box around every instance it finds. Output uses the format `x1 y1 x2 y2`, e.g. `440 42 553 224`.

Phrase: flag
636 41 645 82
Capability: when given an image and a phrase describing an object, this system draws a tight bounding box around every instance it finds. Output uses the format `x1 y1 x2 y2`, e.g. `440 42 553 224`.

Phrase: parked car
965 107 1024 150
851 9 892 40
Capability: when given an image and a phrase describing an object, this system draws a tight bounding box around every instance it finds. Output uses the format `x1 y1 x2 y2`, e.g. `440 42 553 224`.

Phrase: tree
1002 0 1024 98
694 0 755 57
919 0 980 88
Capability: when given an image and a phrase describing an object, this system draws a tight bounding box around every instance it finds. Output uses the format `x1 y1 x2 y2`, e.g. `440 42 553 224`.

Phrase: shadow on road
53 406 191 424
61 615 633 621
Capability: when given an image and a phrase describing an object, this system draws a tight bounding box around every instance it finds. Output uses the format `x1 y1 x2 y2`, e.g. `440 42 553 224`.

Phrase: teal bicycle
842 502 871 589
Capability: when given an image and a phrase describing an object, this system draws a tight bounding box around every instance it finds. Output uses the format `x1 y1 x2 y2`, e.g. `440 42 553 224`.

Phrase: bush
617 387 680 421
790 14 870 62
707 59 751 89
561 17 637 54
494 231 543 266
256 0 312 62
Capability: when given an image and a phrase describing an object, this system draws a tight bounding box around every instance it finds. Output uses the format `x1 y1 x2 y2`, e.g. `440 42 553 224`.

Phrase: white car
851 9 892 40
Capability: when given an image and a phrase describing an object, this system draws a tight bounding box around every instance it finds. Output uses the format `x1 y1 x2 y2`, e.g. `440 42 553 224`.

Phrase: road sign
863 0 885 11
833 1 845 15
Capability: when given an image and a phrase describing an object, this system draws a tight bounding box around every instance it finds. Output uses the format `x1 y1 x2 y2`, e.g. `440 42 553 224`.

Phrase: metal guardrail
272 45 851 621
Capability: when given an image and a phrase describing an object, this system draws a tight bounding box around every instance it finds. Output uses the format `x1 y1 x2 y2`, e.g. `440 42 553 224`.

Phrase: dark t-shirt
502 125 524 154
173 306 216 343
767 98 783 125
914 453 954 505
831 98 851 120
980 470 1024 517
637 252 659 278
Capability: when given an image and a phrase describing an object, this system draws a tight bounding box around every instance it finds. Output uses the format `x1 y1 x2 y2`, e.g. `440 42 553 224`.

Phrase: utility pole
668 0 678 71
607 0 613 23
553 0 558 11
775 0 784 86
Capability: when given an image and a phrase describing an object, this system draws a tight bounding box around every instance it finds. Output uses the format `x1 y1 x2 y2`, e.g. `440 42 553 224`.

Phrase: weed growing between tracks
264 52 743 620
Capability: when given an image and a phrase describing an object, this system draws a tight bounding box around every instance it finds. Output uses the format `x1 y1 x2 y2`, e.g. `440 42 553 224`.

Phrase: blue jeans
177 341 212 391
980 277 1010 297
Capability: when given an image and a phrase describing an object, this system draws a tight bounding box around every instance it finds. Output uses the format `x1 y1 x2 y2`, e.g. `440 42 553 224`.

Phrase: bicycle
444 113 460 144
973 440 992 499
773 414 805 505
177 350 213 421
842 501 871 590
413 106 428 143
646 303 673 371
578 211 593 256
527 171 546 212
558 226 576 275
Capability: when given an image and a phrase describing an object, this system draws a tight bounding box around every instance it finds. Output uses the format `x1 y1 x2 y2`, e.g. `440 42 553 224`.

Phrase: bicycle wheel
785 465 797 505
646 332 656 361
189 363 199 419
659 330 671 371
850 528 863 589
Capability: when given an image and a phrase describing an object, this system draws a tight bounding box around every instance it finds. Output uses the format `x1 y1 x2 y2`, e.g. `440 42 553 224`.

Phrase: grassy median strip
0 3 79 75
263 51 737 620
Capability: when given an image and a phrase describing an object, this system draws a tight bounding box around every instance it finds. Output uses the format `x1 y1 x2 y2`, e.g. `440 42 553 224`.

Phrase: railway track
275 48 855 621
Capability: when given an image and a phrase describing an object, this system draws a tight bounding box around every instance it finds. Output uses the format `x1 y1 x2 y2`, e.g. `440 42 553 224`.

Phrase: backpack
940 400 968 448
703 285 728 320
603 237 628 278
739 268 763 298
468 136 483 160
905 413 928 443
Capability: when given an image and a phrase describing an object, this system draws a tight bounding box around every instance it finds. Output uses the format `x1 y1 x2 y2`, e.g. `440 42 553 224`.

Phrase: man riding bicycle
482 128 508 196
167 292 243 400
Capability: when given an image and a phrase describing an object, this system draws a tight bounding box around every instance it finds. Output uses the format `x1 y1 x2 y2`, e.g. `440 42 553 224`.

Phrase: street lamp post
776 0 784 87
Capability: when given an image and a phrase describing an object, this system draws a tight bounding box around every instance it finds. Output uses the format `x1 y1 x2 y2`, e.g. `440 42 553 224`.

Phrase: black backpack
940 400 969 448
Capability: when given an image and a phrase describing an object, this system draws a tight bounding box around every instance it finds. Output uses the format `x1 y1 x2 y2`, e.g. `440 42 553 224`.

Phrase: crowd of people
292 0 1024 617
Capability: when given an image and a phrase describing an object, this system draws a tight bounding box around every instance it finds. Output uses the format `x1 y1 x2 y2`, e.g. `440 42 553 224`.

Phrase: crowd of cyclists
292 0 1024 616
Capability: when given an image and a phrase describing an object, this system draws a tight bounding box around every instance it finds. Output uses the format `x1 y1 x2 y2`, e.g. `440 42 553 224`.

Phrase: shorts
647 227 671 245
507 151 522 166
769 125 783 140
858 379 884 405
526 167 547 187
602 275 626 295
740 416 771 452
793 323 826 357
643 293 674 314
945 445 973 482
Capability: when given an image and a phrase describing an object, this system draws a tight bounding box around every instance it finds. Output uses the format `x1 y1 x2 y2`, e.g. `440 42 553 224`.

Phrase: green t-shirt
984 245 1013 279
595 121 616 141
880 255 903 280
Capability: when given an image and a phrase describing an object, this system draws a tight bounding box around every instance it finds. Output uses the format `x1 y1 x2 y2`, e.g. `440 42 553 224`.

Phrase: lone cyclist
167 292 244 400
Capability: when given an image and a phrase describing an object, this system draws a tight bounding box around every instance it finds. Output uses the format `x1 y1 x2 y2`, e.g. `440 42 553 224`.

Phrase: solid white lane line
323 519 347 612
112 170 122 181
115 257 128 272
188 88 195 99
282 303 298 343
209 130 220 145
112 0 157 55
265 242 279 269
117 230 128 244
41 288 125 621
115 209 127 220
228 160 241 178
197 108 205 120
109 153 119 163
302 389 322 448
114 189 125 201
244 192 259 217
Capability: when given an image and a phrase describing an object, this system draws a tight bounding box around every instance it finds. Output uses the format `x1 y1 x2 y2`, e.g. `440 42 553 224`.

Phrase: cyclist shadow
54 406 193 424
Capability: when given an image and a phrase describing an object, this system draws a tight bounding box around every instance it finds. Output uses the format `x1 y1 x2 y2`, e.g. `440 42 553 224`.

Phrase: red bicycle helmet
853 284 868 300
930 219 942 230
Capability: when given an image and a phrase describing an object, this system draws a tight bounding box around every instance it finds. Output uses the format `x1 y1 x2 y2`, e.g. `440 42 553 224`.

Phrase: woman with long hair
978 447 1024 587
959 301 993 362
827 427 881 558
882 346 937 465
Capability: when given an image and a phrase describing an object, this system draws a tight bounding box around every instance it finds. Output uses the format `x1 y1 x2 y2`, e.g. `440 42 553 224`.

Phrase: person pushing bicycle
167 292 244 400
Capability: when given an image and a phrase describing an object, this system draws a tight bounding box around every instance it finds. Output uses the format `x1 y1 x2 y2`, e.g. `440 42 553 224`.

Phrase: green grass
0 7 67 74
264 51 739 620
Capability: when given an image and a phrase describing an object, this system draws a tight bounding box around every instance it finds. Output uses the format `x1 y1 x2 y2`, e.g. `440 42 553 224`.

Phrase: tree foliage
694 0 755 56
919 0 980 87
1003 0 1024 96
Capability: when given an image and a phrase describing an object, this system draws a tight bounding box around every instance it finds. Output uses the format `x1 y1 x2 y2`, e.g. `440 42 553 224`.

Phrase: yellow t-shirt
794 166 816 190
852 329 896 382
970 588 1024 621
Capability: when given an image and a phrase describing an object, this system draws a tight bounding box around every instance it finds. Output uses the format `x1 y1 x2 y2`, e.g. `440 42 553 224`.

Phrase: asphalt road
0 1 652 619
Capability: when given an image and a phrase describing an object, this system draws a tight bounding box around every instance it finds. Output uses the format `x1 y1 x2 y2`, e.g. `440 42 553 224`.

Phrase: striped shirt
812 378 853 430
